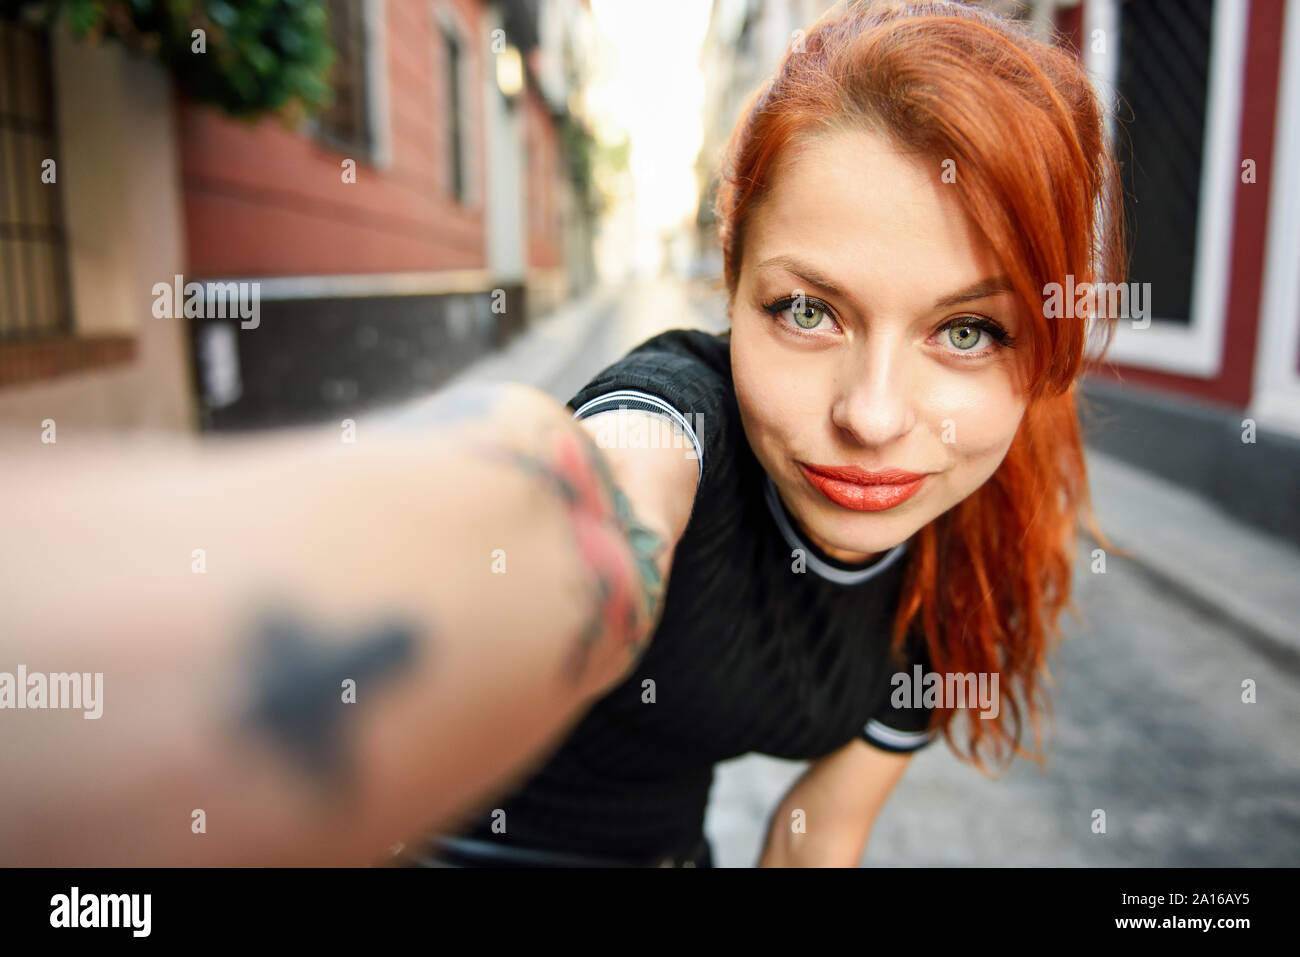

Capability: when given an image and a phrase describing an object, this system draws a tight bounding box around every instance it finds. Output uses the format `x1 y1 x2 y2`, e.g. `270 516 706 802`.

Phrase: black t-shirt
454 327 936 857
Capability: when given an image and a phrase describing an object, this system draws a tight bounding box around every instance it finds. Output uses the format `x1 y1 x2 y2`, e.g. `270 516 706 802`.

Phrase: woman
0 0 1123 867
401 0 1127 867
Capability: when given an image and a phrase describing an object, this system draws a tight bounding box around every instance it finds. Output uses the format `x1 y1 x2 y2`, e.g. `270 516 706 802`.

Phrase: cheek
732 323 830 424
924 373 1024 459
730 327 804 447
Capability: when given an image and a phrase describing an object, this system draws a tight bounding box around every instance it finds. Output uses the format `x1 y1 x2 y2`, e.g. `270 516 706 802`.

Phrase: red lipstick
798 462 928 512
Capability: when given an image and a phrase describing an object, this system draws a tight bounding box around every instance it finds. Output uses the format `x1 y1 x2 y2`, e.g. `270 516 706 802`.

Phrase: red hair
714 0 1129 773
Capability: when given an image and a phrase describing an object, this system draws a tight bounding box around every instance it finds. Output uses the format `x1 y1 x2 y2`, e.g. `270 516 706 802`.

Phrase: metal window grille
0 19 72 341
318 0 373 157
1116 0 1215 325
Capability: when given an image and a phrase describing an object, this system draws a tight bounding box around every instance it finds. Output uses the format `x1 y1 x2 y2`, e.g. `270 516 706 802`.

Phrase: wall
177 0 489 279
0 25 194 434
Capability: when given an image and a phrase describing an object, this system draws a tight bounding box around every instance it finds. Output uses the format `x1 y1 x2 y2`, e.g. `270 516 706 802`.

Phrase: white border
1084 0 1247 378
1249 0 1300 437
1082 0 1120 145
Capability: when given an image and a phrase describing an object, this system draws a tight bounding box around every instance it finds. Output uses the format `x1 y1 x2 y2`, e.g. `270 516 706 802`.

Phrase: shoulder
567 328 737 497
567 328 733 423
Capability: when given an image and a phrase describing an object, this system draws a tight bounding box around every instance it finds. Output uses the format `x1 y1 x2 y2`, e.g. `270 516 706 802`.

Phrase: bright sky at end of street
587 1 713 236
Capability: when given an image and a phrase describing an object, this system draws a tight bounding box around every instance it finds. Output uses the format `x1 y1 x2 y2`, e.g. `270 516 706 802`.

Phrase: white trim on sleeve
571 389 703 483
863 719 934 751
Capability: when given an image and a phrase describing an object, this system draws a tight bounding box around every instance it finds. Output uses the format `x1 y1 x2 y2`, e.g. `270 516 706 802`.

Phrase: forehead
743 127 1002 302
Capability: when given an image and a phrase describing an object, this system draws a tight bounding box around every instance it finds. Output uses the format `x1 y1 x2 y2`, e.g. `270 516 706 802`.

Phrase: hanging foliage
4 0 337 120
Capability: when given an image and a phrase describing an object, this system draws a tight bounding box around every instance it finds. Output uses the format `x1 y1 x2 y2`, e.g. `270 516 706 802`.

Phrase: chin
808 510 918 556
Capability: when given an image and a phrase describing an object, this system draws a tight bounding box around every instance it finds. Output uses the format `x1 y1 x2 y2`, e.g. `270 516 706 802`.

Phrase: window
1115 0 1215 325
317 0 373 157
1084 0 1243 376
0 18 71 342
443 24 468 204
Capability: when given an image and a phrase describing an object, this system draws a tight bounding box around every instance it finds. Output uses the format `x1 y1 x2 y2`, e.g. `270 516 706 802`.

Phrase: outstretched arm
0 384 697 866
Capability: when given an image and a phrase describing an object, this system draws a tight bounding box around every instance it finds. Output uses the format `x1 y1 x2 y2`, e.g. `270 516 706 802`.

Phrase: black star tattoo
238 607 420 798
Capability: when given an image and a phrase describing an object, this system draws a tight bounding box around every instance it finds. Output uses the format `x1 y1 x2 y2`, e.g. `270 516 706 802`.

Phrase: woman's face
730 126 1030 564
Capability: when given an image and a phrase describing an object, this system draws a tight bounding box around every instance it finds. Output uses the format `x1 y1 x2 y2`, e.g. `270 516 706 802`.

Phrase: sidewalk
1084 448 1300 668
370 284 621 430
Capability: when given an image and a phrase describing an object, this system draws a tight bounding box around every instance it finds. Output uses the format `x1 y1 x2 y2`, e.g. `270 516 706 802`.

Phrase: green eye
760 294 840 336
793 301 827 329
947 322 982 350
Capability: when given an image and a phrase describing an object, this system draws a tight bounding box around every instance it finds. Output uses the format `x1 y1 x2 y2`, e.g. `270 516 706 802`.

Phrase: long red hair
714 0 1129 773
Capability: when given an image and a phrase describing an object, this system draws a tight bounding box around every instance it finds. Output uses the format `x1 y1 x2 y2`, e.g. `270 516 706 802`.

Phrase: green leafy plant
7 0 337 120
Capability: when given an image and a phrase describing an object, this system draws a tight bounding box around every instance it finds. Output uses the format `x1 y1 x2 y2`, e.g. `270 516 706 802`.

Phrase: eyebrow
755 255 1015 311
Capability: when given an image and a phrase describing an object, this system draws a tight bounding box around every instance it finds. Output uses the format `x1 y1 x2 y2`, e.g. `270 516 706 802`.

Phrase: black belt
394 833 713 868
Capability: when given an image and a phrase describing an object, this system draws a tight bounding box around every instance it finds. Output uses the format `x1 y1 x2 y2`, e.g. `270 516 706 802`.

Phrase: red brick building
0 0 597 432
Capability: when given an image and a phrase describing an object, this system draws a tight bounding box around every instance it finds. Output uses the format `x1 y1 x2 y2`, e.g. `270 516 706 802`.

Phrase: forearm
755 740 914 867
757 810 870 868
0 384 664 865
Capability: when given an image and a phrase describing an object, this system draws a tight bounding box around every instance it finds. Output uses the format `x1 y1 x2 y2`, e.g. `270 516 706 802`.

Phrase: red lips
800 463 926 485
798 462 929 512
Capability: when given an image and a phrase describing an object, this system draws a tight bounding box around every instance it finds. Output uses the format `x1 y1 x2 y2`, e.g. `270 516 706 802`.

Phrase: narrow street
540 275 731 403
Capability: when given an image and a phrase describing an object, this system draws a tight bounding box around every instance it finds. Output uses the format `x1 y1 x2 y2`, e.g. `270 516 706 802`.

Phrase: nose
829 335 915 448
